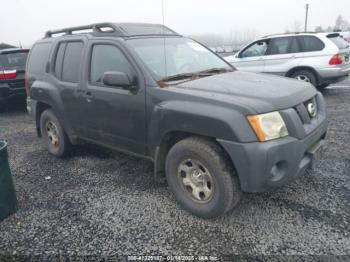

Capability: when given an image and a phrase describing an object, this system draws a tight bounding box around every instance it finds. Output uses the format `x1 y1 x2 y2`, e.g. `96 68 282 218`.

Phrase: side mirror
102 71 133 89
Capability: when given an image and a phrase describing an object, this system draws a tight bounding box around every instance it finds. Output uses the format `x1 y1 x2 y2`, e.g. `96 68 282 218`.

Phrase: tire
165 137 242 218
290 70 317 87
40 109 71 157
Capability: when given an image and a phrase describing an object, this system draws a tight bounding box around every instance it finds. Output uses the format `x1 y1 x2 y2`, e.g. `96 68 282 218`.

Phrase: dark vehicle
0 48 29 108
26 23 327 218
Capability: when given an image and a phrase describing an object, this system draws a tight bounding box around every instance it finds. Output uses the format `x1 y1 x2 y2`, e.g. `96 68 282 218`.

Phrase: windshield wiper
160 73 195 82
196 67 232 75
159 67 232 83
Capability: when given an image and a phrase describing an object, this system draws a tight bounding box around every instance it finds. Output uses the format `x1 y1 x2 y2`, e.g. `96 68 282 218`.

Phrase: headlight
247 111 288 142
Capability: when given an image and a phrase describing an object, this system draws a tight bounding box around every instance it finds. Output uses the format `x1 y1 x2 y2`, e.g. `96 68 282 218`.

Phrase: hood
172 71 317 114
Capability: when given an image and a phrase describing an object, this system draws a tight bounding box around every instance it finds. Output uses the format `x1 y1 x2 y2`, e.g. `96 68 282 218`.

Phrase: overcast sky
1 0 349 46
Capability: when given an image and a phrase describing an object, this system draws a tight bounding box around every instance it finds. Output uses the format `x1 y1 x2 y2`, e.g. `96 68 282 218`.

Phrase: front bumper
218 119 328 192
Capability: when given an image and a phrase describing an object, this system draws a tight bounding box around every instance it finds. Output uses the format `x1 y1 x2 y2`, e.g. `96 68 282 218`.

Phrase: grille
294 96 317 125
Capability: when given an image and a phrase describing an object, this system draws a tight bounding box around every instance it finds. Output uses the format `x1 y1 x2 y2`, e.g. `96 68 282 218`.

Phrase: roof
0 48 29 54
44 22 180 38
0 43 17 50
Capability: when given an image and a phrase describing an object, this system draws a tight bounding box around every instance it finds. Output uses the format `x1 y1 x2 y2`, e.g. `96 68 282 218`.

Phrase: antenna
162 0 168 77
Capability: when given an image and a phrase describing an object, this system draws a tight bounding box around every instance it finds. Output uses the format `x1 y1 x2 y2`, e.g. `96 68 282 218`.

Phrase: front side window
90 45 132 84
128 37 231 79
240 41 268 58
62 42 84 83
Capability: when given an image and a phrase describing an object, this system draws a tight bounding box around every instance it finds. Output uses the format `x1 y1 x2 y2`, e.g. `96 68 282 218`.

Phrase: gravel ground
0 79 349 260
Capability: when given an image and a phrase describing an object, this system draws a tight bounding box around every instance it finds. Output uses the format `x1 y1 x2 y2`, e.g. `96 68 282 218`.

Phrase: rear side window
267 37 301 55
327 35 349 49
27 43 51 73
298 36 325 52
62 42 84 83
0 52 28 69
54 43 66 78
90 44 132 84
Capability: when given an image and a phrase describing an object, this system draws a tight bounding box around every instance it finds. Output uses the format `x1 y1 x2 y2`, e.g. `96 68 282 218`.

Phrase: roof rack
44 22 180 38
262 31 318 38
44 23 122 38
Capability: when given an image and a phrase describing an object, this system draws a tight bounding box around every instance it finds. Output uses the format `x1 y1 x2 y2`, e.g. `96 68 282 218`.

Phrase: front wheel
165 137 242 218
40 109 71 157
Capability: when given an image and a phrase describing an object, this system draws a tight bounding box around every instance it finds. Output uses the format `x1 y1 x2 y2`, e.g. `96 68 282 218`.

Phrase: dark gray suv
26 23 328 218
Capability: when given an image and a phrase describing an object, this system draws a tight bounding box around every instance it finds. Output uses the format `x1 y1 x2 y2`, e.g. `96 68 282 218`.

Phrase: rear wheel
40 109 71 157
290 70 317 87
165 137 242 218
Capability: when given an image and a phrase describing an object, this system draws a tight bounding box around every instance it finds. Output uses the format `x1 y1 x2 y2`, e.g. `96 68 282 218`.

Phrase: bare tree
335 15 350 31
189 29 258 51
314 26 324 33
226 29 258 49
286 20 303 33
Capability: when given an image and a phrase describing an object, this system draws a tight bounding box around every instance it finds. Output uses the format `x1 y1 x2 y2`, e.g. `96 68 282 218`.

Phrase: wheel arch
154 131 238 185
35 102 52 137
34 101 77 144
285 66 320 85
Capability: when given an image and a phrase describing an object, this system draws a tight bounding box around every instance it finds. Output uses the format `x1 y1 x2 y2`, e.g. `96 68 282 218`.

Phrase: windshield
128 37 233 80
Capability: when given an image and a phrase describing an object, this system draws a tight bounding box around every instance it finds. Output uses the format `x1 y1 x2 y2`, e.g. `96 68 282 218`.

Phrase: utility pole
304 3 309 32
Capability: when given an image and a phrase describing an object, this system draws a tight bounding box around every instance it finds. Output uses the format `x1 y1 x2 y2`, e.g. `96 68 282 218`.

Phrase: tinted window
298 36 325 52
240 41 268 58
0 52 28 69
327 35 349 49
268 37 291 55
90 45 132 84
27 43 51 74
290 37 300 53
62 42 84 83
268 37 300 55
54 43 66 78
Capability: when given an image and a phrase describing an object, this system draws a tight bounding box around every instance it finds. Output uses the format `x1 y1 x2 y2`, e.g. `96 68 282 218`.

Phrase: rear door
49 38 88 135
263 36 303 75
232 40 269 72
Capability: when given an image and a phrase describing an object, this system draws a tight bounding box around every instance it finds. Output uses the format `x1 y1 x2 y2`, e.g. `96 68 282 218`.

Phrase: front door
78 41 147 155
